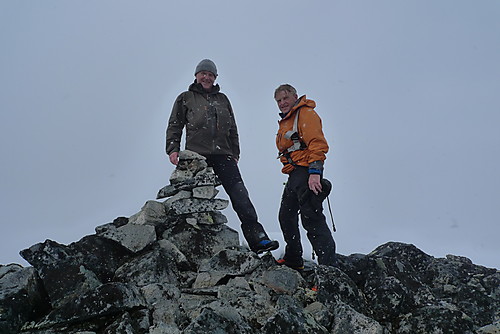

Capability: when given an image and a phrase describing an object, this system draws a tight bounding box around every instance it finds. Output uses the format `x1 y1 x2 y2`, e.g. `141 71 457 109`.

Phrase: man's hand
308 174 322 195
169 152 179 165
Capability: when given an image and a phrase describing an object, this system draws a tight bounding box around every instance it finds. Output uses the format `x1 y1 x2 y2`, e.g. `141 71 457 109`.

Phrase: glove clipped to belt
299 178 332 205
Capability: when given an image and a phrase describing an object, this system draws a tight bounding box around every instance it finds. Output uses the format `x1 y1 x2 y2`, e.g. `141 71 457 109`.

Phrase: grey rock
424 254 500 327
157 239 192 271
140 283 185 329
158 168 219 199
163 190 192 211
304 301 333 330
178 293 218 321
178 149 206 162
260 266 305 295
163 222 239 267
149 323 182 334
156 184 178 199
96 221 156 253
182 211 228 226
477 321 500 334
103 309 150 334
169 168 196 185
397 302 475 334
128 200 167 225
183 302 253 334
27 282 145 330
114 246 179 287
157 150 213 199
193 248 261 288
262 295 329 334
192 185 218 199
330 301 386 334
336 242 499 332
20 236 131 307
5 158 499 334
167 197 229 215
0 265 50 334
315 265 368 315
177 150 208 172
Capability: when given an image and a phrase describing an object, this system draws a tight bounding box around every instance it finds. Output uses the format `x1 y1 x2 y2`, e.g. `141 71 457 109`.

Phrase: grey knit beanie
195 59 218 77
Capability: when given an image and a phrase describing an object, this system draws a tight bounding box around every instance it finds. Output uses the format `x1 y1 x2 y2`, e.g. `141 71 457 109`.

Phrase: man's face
195 71 216 91
275 90 298 114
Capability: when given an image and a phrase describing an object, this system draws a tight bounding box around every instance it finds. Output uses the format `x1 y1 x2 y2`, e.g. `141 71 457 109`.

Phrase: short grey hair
274 84 297 98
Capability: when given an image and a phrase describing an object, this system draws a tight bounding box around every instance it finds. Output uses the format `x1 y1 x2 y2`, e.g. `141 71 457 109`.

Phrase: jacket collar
189 81 221 95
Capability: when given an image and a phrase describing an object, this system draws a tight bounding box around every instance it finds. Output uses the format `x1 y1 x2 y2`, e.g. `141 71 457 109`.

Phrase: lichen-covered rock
4 151 498 333
477 321 500 334
113 245 179 287
192 185 218 199
95 220 157 253
20 236 131 308
140 283 185 330
262 295 329 334
0 265 50 334
7 237 500 334
337 242 499 332
397 303 475 334
193 247 261 288
330 301 386 334
128 200 167 225
25 282 145 331
424 254 500 327
183 303 253 334
163 221 239 267
166 197 229 215
315 265 368 315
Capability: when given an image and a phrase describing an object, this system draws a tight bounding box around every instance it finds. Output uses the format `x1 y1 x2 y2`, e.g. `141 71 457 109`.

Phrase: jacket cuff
308 160 324 174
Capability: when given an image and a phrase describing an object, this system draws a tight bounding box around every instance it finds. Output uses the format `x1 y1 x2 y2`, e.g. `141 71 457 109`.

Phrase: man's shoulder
176 90 197 101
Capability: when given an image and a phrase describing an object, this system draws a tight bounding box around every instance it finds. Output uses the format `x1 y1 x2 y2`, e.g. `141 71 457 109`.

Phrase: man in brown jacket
274 84 336 269
166 59 279 254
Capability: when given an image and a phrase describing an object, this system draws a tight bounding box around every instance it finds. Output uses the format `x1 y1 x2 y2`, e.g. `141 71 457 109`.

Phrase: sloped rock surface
1 151 498 333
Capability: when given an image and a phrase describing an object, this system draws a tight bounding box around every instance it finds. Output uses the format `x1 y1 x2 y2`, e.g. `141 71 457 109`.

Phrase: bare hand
169 152 179 165
308 174 322 195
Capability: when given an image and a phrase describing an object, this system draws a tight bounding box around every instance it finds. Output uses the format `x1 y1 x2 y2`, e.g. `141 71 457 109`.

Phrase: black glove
298 178 332 205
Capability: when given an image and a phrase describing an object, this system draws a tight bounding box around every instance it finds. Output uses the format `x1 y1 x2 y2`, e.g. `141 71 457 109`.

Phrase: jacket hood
189 81 221 95
280 95 316 120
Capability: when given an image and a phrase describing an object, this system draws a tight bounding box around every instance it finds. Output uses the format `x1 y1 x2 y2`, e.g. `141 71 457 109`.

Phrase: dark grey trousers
205 155 269 246
279 166 337 266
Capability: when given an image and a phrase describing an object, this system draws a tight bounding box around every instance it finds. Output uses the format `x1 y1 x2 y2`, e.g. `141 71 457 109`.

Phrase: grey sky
1 1 499 269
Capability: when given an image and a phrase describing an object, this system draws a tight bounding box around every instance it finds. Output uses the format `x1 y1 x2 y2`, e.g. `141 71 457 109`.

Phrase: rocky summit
1 150 498 334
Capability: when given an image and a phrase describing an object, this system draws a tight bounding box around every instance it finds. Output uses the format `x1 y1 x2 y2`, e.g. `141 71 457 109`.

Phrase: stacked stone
89 150 239 268
157 150 229 225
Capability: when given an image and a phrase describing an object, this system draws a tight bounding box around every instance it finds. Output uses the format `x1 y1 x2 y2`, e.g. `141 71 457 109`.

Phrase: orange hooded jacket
276 95 329 174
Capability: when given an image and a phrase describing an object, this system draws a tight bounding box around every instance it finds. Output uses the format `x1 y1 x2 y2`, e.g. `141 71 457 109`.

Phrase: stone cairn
157 149 229 226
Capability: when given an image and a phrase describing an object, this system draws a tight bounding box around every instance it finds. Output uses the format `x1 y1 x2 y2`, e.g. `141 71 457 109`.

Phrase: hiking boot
276 258 304 271
251 239 279 254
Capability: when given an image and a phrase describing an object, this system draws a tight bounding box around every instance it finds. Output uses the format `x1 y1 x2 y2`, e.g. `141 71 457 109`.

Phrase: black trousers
279 166 336 266
204 155 269 246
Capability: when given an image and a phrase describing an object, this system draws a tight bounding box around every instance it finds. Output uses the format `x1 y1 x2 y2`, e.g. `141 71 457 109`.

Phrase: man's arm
226 98 240 160
166 94 187 163
301 109 329 194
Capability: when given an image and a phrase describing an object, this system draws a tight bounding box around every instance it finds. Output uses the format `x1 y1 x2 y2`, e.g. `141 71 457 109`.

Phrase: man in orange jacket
274 84 336 269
